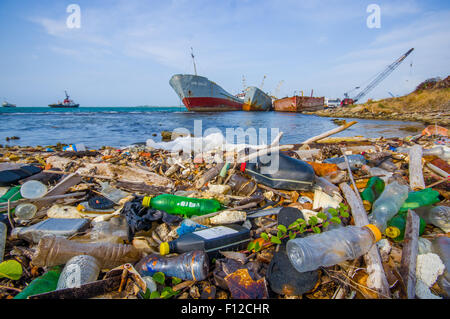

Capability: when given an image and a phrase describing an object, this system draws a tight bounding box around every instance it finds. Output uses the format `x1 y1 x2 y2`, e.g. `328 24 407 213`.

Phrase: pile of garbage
0 124 449 300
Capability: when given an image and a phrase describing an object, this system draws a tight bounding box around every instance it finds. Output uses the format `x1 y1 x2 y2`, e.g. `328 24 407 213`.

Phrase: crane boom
352 48 414 102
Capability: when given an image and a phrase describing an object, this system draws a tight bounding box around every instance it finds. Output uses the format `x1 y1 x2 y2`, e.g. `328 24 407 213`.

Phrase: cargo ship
49 91 79 108
169 74 243 112
2 100 16 107
273 95 324 113
242 86 272 111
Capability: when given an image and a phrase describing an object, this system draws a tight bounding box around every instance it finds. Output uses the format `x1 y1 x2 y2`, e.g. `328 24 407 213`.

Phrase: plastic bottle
431 237 450 296
286 224 381 273
142 194 222 217
386 212 426 242
20 180 47 199
32 234 143 269
135 250 209 281
13 266 62 299
361 166 393 183
399 188 441 213
11 218 90 244
369 181 409 232
423 146 450 161
160 224 251 258
57 255 101 289
14 203 37 220
360 177 385 211
415 206 450 233
0 186 22 203
0 222 6 263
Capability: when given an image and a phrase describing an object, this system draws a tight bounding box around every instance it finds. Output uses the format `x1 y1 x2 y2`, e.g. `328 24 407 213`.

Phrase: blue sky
0 0 449 106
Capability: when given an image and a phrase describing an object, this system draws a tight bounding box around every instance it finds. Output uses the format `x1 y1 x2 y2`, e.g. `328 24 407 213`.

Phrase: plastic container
369 181 409 232
135 250 209 281
431 237 450 296
415 206 450 233
32 234 143 269
20 180 47 199
0 222 6 263
386 212 426 242
399 188 441 213
14 203 37 220
160 224 251 258
13 266 62 299
286 225 381 273
57 255 101 289
142 194 222 217
360 177 385 211
11 218 90 244
0 186 22 203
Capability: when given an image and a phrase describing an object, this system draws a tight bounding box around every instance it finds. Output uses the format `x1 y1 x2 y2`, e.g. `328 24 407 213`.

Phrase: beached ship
49 91 79 108
273 95 324 113
242 86 272 111
2 100 16 107
169 74 243 112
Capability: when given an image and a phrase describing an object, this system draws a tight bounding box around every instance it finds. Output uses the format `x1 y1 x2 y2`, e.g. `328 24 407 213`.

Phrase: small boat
242 86 272 111
49 91 79 108
170 74 243 112
2 101 16 107
273 95 324 113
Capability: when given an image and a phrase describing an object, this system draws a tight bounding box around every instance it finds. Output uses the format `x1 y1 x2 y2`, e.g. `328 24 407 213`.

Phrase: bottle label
194 226 238 240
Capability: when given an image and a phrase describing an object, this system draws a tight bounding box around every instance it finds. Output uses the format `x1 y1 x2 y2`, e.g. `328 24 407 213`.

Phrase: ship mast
191 47 197 76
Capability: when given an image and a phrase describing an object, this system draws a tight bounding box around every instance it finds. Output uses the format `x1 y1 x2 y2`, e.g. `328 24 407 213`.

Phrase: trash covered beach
0 122 449 300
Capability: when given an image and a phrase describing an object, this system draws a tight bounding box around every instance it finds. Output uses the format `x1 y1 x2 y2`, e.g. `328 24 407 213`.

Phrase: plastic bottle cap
142 196 153 207
364 224 382 242
362 200 372 211
160 242 170 256
385 226 401 239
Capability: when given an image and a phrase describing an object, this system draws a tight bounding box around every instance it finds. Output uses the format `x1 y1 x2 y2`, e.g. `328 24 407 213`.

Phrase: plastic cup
20 180 48 199
15 203 38 220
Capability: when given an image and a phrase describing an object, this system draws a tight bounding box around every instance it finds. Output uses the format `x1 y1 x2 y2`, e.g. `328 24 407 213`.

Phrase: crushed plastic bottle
399 188 441 213
415 206 450 233
20 180 47 199
57 255 101 289
368 181 409 232
0 222 6 263
13 266 62 299
135 250 209 281
14 203 37 220
286 225 381 273
142 194 222 217
360 177 385 211
386 212 426 242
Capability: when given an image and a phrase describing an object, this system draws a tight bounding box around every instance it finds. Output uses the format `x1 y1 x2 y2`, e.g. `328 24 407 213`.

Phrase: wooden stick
426 163 449 179
409 144 425 190
301 121 358 145
238 144 294 163
399 210 420 299
339 182 391 299
35 173 82 210
0 192 86 211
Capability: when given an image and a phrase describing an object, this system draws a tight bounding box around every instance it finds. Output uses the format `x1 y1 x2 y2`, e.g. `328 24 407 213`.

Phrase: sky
0 0 449 106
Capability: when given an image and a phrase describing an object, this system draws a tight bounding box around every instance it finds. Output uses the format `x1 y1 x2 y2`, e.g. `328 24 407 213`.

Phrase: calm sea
0 107 423 149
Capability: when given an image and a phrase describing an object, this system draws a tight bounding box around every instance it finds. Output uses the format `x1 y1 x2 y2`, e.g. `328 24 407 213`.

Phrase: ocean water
0 107 423 149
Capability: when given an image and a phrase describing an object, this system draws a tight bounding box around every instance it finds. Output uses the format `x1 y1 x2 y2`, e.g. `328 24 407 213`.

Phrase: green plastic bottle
142 194 222 217
14 266 62 299
360 177 385 211
399 188 440 213
0 186 22 204
386 212 426 242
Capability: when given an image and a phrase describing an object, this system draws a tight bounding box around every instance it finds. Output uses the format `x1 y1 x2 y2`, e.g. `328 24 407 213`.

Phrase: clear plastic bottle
0 222 6 263
20 180 48 199
431 237 449 296
14 203 37 220
57 255 101 289
286 225 381 273
415 206 450 233
368 181 409 232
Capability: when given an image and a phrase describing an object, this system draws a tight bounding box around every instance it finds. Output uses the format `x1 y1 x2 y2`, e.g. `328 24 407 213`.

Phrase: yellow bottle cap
362 200 372 212
386 226 401 239
142 196 153 207
160 242 170 256
364 224 382 242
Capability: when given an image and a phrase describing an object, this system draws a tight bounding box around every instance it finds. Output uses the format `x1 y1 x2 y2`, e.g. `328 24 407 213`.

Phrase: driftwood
339 183 391 299
409 145 425 190
0 192 86 212
426 162 450 179
35 173 83 210
301 121 358 145
399 210 420 299
195 163 225 189
113 181 170 195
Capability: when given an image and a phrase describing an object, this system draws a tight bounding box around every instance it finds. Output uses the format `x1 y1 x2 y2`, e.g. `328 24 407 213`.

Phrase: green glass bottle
14 266 62 299
360 177 385 211
399 188 440 213
142 194 222 217
386 212 426 242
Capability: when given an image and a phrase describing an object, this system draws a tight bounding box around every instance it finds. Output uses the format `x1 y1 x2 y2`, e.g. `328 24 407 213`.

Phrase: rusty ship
273 95 324 113
242 86 272 111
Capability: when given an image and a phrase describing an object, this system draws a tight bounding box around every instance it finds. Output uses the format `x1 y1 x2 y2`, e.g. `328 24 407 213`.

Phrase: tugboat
49 91 79 108
2 99 16 107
